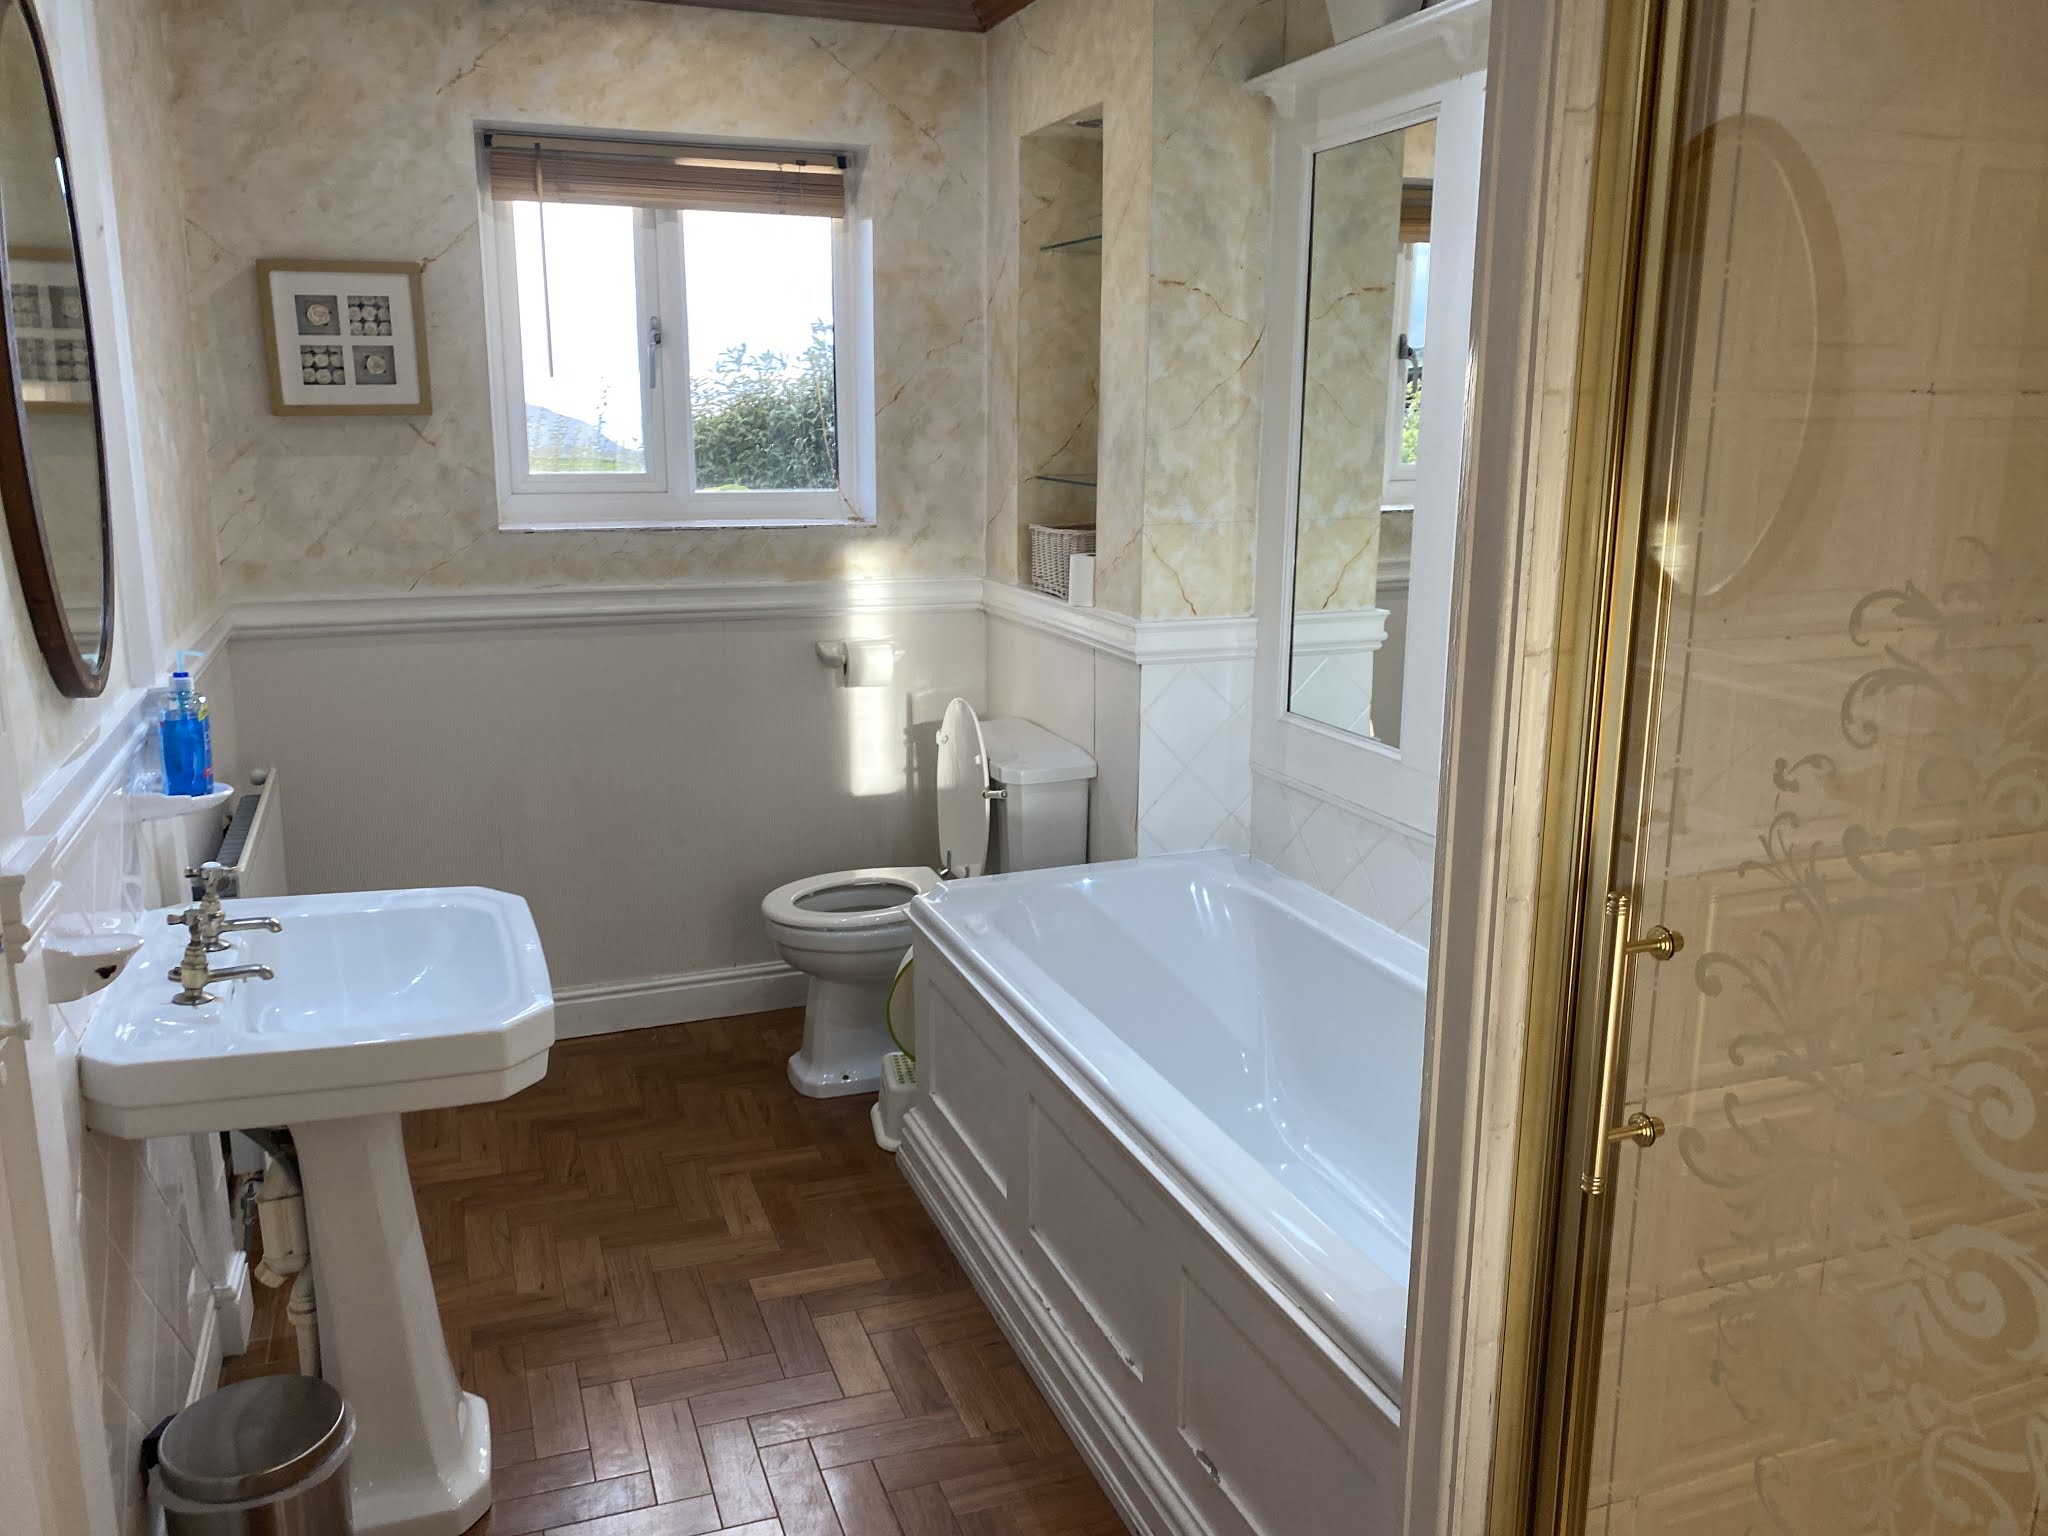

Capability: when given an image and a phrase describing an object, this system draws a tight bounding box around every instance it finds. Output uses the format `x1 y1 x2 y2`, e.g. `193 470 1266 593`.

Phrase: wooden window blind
1400 180 1433 245
485 134 849 219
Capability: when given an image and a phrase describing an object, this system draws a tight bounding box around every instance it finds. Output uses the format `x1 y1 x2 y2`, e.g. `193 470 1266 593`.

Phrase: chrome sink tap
166 905 277 1007
174 861 284 952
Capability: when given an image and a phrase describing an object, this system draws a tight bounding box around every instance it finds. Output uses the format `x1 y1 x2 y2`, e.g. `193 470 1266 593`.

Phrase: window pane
513 202 647 475
683 210 837 493
1400 242 1428 467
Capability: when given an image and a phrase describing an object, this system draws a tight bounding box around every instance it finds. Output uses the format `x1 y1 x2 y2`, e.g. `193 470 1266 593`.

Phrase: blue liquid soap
159 664 214 797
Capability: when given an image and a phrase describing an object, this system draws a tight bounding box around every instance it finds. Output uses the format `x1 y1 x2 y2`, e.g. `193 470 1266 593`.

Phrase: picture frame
7 246 95 413
257 257 431 416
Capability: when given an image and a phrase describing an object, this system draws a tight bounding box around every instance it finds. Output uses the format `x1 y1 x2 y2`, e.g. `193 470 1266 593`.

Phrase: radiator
215 767 288 1176
208 766 289 900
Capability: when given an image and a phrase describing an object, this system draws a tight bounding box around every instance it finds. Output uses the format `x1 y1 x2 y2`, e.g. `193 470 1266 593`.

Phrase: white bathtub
901 850 1424 1536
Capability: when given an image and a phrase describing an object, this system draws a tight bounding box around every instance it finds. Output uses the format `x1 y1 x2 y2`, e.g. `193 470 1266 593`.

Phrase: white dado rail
980 580 1257 665
228 576 987 637
228 576 1259 659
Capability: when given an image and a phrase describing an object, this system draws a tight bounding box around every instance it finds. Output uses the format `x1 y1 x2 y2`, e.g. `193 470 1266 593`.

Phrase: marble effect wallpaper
986 0 1286 620
1139 0 1284 619
1293 130 1399 615
151 0 1308 620
1014 122 1105 567
984 0 1154 614
162 0 989 597
97 0 218 651
0 0 221 798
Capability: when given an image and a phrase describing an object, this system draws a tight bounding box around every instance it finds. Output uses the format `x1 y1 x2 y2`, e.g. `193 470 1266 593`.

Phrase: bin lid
158 1375 350 1503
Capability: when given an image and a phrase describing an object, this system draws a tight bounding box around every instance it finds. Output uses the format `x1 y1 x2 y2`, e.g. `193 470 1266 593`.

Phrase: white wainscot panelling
1251 771 1436 944
1138 659 1255 857
4 695 248 1536
986 613 1142 862
987 614 1097 754
227 606 988 1030
902 944 1401 1536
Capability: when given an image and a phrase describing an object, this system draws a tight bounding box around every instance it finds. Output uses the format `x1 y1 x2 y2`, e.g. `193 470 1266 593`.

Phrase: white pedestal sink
79 888 554 1536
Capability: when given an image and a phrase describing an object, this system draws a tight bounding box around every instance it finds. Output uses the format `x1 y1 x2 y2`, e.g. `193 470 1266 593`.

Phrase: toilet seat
762 866 941 949
934 697 994 878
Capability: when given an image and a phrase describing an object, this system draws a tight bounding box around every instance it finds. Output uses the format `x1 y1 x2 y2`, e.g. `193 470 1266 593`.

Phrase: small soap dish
45 924 145 1004
125 783 233 822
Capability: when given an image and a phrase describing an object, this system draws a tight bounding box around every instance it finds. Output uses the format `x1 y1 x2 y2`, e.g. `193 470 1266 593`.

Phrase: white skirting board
187 1250 255 1411
213 1251 255 1361
552 961 808 1038
183 1299 219 1412
190 1251 255 1417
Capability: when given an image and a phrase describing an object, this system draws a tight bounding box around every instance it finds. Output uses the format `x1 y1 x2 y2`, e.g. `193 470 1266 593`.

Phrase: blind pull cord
532 146 557 377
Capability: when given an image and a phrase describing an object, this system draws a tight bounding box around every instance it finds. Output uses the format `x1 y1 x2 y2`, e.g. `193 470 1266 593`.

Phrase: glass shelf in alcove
1032 473 1098 488
1038 234 1103 253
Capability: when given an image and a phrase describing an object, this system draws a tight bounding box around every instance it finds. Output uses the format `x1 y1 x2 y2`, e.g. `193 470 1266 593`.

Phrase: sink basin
79 886 555 1536
81 887 553 1137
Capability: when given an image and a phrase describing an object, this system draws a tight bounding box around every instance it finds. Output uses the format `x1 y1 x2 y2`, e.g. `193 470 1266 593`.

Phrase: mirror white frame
1249 0 1490 838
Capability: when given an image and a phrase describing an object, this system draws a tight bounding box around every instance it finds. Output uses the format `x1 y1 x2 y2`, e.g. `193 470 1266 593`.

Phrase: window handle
647 315 663 388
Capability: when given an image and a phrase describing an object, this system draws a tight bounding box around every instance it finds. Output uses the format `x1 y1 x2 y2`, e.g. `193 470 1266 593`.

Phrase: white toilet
763 698 1095 1098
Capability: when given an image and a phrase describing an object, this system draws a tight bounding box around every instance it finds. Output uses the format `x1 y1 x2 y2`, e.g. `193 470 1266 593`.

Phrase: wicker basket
1028 524 1097 600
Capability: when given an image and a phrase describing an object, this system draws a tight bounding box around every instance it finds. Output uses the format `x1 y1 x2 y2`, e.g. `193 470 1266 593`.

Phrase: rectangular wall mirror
1252 35 1487 839
1287 118 1434 748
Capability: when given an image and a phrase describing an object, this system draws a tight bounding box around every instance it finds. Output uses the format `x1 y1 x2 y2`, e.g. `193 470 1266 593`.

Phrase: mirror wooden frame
0 0 114 699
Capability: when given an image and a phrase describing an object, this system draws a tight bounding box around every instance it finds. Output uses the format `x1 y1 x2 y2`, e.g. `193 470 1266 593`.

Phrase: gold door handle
1582 892 1682 1195
1605 1111 1664 1149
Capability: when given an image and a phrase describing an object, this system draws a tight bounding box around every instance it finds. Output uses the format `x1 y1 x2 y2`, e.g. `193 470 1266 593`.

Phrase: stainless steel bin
153 1375 355 1535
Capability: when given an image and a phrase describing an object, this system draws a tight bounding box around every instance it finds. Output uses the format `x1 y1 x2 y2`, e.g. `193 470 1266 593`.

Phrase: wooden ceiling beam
972 0 1039 26
628 0 1040 31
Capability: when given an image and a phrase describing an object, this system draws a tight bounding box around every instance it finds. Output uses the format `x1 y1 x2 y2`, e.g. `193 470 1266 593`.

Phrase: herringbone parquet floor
224 1011 1128 1536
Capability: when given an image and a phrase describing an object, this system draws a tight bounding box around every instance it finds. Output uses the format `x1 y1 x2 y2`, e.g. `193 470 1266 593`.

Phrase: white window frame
477 139 877 531
1381 239 1424 508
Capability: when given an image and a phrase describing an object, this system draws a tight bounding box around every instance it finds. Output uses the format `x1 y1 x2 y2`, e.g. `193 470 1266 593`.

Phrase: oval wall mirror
0 0 113 698
1653 113 1844 607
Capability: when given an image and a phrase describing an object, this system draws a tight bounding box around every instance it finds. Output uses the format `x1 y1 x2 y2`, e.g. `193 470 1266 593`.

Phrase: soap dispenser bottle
158 655 214 797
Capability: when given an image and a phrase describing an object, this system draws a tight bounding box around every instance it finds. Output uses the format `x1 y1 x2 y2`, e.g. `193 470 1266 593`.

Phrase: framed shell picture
7 249 95 412
257 258 430 415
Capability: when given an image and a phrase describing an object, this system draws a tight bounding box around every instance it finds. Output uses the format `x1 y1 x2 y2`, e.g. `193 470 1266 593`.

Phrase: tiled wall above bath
1001 615 1436 947
1137 656 1254 857
1250 771 1436 944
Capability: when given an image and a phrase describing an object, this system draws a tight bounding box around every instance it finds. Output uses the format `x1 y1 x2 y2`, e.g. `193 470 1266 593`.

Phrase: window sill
499 515 874 533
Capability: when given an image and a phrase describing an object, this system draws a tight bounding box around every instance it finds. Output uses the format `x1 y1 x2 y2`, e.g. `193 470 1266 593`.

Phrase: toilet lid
935 697 992 878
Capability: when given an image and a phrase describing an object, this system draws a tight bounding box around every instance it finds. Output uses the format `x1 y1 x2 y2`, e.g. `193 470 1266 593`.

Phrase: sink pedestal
79 887 556 1534
296 1113 492 1536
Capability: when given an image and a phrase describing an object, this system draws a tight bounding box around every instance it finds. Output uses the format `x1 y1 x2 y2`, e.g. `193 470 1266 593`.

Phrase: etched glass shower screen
1581 2 2048 1532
